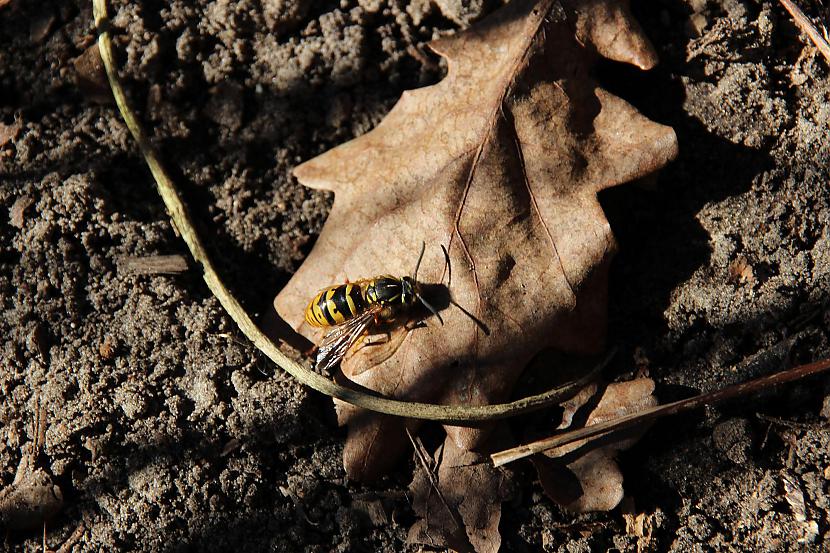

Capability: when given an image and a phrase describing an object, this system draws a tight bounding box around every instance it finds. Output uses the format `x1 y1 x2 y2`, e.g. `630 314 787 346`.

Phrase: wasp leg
405 319 428 331
303 344 318 358
359 332 392 348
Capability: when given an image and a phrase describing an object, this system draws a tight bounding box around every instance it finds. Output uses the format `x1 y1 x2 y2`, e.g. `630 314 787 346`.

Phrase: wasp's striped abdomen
304 283 366 327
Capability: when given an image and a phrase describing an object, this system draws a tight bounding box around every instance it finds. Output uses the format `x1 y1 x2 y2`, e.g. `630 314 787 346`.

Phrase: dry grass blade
492 356 830 466
779 0 830 63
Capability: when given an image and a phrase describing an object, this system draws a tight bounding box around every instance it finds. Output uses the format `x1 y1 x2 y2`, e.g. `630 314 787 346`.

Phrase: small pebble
819 394 830 420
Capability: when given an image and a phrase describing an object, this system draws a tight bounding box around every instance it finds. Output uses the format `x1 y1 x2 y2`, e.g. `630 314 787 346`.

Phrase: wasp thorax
365 276 413 306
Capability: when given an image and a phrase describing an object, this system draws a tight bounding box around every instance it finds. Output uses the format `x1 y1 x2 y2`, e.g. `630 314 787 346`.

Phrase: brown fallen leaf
531 454 583 506
407 434 511 553
728 256 755 285
0 458 64 532
535 378 656 512
782 471 807 523
0 405 63 532
781 470 821 544
620 497 656 552
98 335 117 360
274 0 678 480
0 116 22 149
29 11 55 43
493 355 830 465
9 195 33 228
73 43 112 104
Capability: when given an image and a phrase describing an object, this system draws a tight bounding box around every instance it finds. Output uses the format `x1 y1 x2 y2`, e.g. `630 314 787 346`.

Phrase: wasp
304 243 443 372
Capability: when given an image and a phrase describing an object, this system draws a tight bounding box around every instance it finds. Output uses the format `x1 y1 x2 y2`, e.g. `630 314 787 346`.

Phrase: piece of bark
9 195 33 228
117 255 189 276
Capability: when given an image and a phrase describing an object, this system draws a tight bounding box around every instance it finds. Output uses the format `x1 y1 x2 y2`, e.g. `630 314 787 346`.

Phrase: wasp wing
315 306 380 373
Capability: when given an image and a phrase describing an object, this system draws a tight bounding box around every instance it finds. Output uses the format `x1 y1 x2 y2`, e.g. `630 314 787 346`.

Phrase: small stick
54 522 86 553
491 356 830 467
117 254 189 275
756 412 821 430
779 0 830 63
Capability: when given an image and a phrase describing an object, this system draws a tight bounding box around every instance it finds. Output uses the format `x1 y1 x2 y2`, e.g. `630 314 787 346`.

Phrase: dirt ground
1 0 829 550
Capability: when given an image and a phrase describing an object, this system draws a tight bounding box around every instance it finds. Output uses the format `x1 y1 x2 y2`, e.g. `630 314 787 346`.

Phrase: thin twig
779 0 830 63
54 523 86 553
92 0 603 422
491 356 830 466
756 412 824 430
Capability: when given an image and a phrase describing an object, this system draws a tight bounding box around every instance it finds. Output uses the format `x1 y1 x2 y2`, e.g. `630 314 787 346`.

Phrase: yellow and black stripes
304 275 418 328
301 246 442 370
305 283 366 327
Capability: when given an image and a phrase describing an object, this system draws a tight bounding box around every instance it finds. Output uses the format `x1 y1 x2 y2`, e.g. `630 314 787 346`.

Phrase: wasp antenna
417 294 444 325
412 240 427 281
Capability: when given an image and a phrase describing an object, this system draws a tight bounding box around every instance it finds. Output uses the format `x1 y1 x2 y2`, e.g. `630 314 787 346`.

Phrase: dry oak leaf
536 378 657 513
0 445 63 532
274 0 678 480
407 434 512 553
